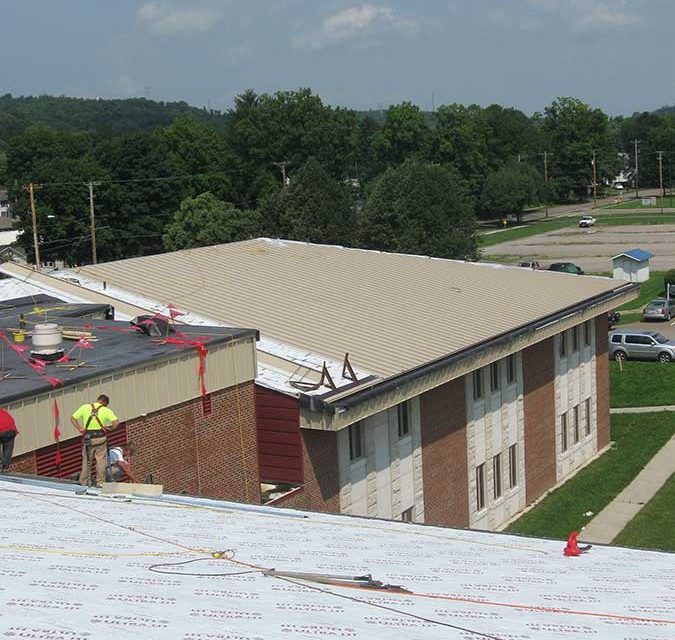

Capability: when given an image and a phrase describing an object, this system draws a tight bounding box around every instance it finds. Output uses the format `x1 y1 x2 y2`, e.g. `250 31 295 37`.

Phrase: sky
2 0 674 115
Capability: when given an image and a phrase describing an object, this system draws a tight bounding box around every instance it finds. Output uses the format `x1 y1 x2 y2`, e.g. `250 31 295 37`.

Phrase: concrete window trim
490 361 501 394
348 421 365 462
560 412 569 453
475 462 486 512
584 397 592 437
472 369 484 401
559 331 568 358
506 354 516 385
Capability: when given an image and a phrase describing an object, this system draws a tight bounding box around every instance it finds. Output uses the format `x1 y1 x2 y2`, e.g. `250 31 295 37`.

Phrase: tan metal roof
68 239 633 379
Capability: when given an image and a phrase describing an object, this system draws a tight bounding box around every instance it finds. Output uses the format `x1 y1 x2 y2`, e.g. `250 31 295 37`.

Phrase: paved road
484 223 675 272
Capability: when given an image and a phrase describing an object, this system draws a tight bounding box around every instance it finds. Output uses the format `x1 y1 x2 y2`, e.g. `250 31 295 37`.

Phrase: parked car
608 329 675 363
549 262 584 275
578 215 596 228
642 298 675 321
517 261 540 270
607 310 621 328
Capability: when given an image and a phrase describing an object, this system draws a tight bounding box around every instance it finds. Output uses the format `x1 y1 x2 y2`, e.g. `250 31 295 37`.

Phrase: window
584 321 591 346
509 444 518 488
561 412 568 452
559 332 567 357
507 355 516 384
472 369 483 401
573 405 580 444
611 334 623 344
490 362 500 392
397 402 410 439
492 454 502 499
585 398 592 436
401 507 414 522
475 464 486 511
348 422 364 461
625 335 654 345
572 326 579 352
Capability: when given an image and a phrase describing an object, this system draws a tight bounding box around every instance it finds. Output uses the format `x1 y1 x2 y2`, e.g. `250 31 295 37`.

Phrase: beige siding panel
56 239 636 379
8 337 256 456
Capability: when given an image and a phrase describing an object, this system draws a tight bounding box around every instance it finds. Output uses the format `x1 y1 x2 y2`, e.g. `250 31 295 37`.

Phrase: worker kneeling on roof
71 394 119 487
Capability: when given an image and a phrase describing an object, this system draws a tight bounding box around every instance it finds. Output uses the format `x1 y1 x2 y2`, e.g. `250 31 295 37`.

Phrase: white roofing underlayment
1 478 673 639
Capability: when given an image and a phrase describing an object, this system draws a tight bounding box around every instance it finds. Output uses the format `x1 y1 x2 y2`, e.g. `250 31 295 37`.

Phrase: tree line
2 90 675 265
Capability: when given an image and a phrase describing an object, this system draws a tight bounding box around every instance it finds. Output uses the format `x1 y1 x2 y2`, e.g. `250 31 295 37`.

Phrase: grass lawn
603 195 675 210
595 213 675 225
613 473 675 551
615 271 666 311
615 312 642 325
506 412 675 540
610 361 675 408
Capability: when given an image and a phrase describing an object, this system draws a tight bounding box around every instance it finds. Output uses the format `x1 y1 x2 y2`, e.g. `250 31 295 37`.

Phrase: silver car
642 298 675 321
609 330 675 363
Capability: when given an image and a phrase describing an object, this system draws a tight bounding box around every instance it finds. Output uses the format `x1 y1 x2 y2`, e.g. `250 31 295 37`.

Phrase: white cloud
136 1 224 36
527 0 641 32
293 4 417 50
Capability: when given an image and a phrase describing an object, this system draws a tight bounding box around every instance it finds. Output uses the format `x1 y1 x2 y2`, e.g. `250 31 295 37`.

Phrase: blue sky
2 0 673 115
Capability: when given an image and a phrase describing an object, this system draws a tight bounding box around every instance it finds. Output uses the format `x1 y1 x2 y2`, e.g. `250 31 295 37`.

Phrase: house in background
612 248 654 283
0 189 11 223
0 240 638 530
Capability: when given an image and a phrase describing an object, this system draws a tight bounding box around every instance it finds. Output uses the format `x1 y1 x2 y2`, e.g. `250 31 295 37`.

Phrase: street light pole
88 181 99 265
592 150 597 209
657 151 665 214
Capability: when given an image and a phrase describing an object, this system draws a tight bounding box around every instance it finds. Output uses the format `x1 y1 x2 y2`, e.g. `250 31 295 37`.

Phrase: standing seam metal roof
71 239 633 379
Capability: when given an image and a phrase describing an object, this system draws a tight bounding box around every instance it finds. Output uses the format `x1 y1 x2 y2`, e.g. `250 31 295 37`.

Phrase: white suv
578 215 596 228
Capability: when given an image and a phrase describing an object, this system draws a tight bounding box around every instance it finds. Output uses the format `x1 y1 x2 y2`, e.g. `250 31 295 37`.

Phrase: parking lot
616 317 675 340
485 224 675 273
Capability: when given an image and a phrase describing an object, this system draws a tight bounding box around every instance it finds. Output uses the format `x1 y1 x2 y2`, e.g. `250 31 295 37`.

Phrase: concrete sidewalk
611 405 675 414
581 434 675 544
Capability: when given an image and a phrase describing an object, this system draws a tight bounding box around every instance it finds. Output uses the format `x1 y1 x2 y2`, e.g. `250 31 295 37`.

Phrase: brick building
0 295 259 503
1 240 637 529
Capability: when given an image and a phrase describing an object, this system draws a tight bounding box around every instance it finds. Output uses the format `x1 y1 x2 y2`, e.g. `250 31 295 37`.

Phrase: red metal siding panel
255 385 302 484
35 426 128 480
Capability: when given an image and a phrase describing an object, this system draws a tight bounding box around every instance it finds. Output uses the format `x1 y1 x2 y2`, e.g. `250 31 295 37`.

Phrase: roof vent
31 323 64 362
131 315 175 338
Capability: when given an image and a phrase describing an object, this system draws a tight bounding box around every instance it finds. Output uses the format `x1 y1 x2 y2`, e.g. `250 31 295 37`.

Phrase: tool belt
84 431 107 442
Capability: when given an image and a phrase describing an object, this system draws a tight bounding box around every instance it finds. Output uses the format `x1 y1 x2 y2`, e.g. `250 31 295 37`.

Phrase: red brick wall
8 451 36 475
420 377 470 527
522 338 557 504
126 381 260 503
595 314 611 450
274 428 340 513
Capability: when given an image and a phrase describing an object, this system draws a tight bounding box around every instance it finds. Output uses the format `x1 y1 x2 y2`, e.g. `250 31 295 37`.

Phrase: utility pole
88 181 99 265
657 151 665 213
592 150 598 209
542 151 550 218
632 139 640 198
23 182 41 270
273 161 291 190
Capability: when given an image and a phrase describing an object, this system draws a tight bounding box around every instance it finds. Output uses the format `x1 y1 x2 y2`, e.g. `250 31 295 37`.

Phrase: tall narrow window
472 369 483 401
573 405 580 444
572 326 579 352
493 454 502 500
349 422 364 461
584 320 591 346
490 362 500 392
561 412 568 452
476 464 486 511
397 402 410 439
559 332 567 358
585 398 592 436
509 444 518 488
507 354 516 384
401 507 414 522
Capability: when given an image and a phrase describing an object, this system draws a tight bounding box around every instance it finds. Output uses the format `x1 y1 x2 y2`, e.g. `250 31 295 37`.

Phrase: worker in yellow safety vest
70 394 120 487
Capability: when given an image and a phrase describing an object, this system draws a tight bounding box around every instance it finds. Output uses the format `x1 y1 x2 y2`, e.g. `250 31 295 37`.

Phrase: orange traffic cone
563 531 582 557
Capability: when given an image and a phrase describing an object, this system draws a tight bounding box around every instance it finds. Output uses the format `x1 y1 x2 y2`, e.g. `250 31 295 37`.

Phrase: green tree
542 97 616 200
373 102 430 166
358 159 478 259
163 192 259 251
480 163 541 222
259 158 353 245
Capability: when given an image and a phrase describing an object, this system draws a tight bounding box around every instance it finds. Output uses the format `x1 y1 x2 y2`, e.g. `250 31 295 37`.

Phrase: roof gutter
300 281 638 415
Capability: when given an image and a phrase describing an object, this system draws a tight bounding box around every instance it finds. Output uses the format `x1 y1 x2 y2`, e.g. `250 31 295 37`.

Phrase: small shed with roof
612 248 654 283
